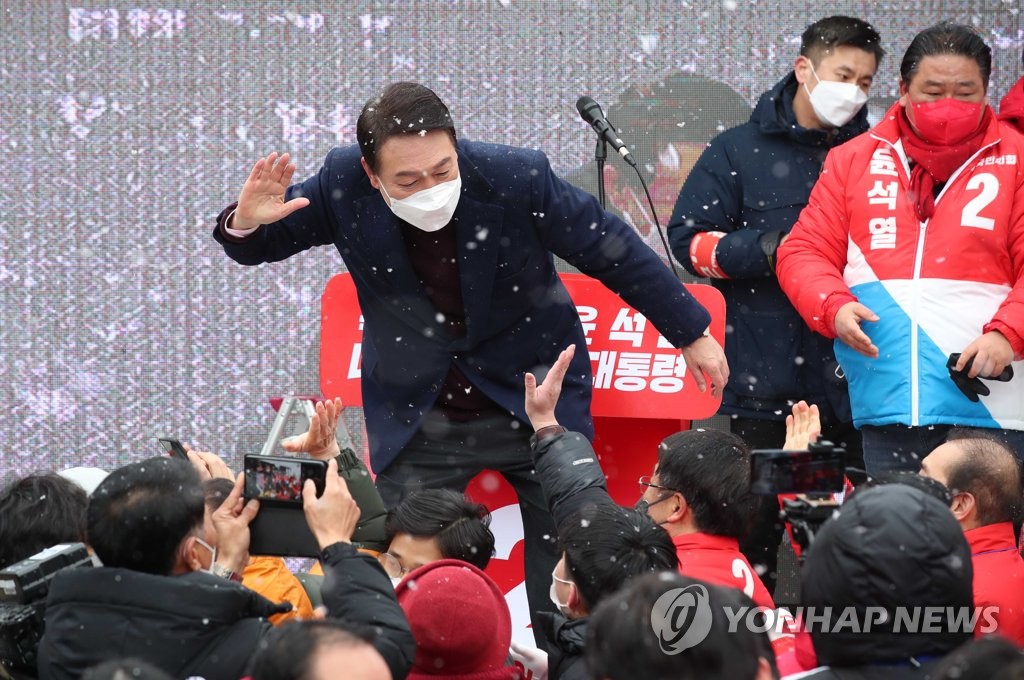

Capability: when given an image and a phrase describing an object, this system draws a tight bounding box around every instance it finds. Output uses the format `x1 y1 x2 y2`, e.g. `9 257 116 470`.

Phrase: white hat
58 466 109 495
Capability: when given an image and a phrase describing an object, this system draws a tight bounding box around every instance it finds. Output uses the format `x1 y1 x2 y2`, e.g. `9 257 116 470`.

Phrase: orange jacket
242 556 314 625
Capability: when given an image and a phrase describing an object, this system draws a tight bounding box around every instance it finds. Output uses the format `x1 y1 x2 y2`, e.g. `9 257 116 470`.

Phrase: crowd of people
2 14 1024 680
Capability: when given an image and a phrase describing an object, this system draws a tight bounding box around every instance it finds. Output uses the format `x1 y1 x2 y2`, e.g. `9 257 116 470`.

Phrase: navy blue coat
216 141 710 472
668 74 868 422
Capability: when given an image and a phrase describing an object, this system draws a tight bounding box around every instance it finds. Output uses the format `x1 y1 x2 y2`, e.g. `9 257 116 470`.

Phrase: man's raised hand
232 152 310 231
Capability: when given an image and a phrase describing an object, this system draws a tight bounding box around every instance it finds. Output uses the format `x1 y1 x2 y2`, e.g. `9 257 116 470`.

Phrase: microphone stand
594 136 607 210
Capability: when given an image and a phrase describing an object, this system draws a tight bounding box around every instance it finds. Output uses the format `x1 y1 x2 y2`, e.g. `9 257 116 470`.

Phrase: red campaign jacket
999 77 1024 134
966 522 1024 646
672 532 776 610
777 104 1024 430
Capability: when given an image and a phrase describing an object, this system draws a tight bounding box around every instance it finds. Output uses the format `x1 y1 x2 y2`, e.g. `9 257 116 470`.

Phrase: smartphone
243 455 326 506
156 437 189 461
244 455 327 557
750 444 845 496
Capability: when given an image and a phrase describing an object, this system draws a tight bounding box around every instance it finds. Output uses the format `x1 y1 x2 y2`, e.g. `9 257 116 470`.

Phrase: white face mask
194 535 217 575
549 566 573 617
379 175 462 232
804 65 868 128
390 576 403 589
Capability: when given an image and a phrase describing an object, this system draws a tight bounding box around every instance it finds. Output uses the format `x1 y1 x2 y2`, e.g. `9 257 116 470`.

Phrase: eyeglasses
638 475 679 495
376 552 409 579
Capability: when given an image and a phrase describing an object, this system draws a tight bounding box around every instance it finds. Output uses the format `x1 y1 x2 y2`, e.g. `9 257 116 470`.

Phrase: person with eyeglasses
374 488 495 585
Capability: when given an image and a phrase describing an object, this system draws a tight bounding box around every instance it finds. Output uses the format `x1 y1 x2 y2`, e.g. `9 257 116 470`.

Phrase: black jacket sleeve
319 542 416 680
531 430 617 528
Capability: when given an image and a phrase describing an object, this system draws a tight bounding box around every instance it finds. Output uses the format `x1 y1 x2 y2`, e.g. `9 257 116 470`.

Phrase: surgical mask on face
391 577 403 589
804 65 868 128
908 99 985 145
379 175 462 232
194 536 217 575
549 566 573 616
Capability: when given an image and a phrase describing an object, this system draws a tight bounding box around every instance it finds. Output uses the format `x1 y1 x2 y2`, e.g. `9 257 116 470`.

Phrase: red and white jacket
777 104 1024 431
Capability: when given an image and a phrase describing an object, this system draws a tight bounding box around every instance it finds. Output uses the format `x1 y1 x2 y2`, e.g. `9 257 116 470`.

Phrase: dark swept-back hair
900 22 992 88
800 15 884 65
943 428 1023 526
356 82 457 172
657 429 758 539
585 572 776 680
250 619 380 680
0 473 88 568
385 488 495 570
87 457 204 575
203 476 235 512
560 502 678 612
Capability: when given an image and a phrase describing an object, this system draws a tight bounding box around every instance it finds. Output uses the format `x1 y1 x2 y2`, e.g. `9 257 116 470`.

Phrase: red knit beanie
395 559 519 680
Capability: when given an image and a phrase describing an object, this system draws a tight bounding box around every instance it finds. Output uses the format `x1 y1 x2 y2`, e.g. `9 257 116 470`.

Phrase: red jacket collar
965 522 1017 555
672 532 741 552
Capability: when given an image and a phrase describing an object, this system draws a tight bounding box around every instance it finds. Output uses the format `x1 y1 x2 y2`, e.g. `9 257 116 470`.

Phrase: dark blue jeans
861 424 1024 475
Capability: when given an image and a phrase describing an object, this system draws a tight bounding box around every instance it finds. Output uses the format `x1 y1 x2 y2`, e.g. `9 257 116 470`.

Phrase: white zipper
910 219 927 426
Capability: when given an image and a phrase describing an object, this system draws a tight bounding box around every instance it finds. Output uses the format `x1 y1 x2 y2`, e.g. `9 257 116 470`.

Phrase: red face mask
908 99 985 145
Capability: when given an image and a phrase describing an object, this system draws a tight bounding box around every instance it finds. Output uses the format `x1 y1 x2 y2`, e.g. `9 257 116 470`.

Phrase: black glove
947 353 1014 402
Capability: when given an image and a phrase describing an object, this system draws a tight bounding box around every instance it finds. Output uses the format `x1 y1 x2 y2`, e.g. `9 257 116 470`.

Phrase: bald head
920 430 1022 529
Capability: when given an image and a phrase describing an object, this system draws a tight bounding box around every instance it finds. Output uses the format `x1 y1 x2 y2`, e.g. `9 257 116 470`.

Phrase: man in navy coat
213 81 726 637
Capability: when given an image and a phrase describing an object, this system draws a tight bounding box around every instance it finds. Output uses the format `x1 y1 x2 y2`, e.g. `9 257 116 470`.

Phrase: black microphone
576 96 637 167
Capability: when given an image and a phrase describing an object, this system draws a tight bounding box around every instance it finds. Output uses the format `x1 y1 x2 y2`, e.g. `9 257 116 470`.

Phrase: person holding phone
37 456 414 680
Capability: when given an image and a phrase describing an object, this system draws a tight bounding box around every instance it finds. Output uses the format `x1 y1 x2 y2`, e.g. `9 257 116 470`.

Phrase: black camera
0 543 93 673
750 442 847 557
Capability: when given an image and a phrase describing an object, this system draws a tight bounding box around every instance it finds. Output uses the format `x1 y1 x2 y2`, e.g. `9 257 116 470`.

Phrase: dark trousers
732 416 863 599
374 410 559 647
862 424 1024 474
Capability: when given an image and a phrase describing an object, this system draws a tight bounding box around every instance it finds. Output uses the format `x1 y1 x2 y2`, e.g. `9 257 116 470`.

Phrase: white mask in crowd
804 65 868 128
379 175 462 232
549 566 573 617
391 576 403 589
194 535 218 575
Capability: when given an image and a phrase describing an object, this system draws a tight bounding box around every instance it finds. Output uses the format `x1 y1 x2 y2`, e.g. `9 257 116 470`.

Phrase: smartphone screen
750 448 845 496
156 437 189 461
244 455 326 506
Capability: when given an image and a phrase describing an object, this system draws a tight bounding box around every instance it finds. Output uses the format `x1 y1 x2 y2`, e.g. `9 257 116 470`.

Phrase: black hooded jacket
37 543 414 680
37 568 284 680
800 485 974 677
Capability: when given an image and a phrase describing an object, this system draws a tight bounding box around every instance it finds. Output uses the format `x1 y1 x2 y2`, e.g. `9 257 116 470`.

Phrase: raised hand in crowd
524 345 575 430
210 471 260 575
231 152 310 231
184 446 235 480
282 398 343 460
302 458 360 549
783 400 821 451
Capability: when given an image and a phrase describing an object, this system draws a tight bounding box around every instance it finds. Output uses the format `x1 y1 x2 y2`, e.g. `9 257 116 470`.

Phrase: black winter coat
37 543 414 680
668 73 869 423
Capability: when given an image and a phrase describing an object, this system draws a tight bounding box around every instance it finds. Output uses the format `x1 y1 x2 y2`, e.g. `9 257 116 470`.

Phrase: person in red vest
919 430 1024 646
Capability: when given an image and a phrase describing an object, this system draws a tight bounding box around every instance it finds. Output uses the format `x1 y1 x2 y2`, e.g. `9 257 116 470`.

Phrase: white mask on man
549 566 574 617
193 535 218 575
804 65 868 128
379 175 462 232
